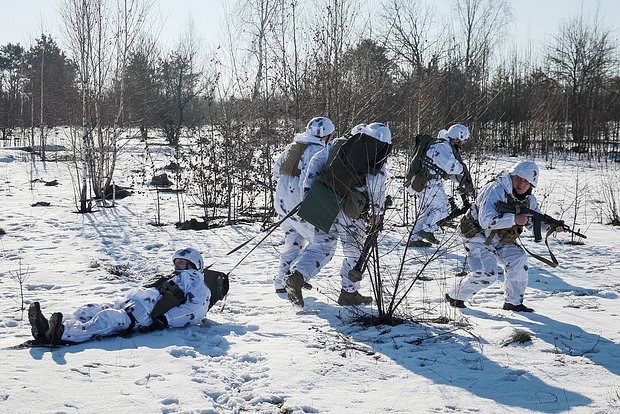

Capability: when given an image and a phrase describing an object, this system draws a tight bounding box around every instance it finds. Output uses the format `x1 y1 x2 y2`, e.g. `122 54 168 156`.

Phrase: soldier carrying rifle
445 160 583 313
405 124 475 247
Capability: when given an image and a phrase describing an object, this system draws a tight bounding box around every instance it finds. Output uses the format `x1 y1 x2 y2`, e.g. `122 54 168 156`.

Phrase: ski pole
226 202 302 273
226 202 301 256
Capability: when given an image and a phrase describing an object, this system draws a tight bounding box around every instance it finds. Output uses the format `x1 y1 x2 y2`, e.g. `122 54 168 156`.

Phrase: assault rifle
348 195 392 282
457 165 476 197
438 194 471 227
438 159 475 228
495 201 587 242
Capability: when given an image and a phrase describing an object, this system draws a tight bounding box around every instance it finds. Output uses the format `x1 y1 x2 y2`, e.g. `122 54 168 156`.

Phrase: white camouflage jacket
425 137 465 179
469 171 544 243
273 132 325 216
127 268 211 327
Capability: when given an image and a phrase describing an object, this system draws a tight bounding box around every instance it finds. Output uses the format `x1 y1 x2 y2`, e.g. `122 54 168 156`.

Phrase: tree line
0 0 618 219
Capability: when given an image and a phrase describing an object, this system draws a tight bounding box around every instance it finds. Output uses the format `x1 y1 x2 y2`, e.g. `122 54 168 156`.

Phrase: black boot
276 282 311 294
28 302 49 341
503 302 534 312
46 312 65 344
445 293 466 308
418 230 439 244
407 239 433 248
285 271 306 307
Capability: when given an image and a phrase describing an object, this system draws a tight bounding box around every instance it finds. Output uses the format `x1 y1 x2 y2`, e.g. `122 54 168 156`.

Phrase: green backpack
404 134 438 191
297 133 392 232
320 132 392 198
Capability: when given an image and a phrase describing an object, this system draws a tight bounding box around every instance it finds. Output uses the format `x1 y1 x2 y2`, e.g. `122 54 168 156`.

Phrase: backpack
298 133 392 230
405 134 440 192
319 133 392 198
405 134 434 183
204 267 230 309
143 268 230 311
278 142 310 177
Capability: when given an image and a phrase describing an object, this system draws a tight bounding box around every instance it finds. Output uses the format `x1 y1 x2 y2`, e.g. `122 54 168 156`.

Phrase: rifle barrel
495 201 587 239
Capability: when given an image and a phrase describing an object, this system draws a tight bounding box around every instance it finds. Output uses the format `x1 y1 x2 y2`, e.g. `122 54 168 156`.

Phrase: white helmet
447 124 470 141
306 117 335 138
509 160 539 187
437 129 449 139
367 122 392 144
350 123 368 136
172 248 204 271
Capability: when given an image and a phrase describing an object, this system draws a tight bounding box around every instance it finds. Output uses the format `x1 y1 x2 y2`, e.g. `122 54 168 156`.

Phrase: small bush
607 387 620 409
106 263 131 277
0 228 6 236
502 330 532 346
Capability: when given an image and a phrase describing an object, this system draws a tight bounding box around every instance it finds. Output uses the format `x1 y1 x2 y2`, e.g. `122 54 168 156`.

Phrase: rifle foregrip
532 216 542 242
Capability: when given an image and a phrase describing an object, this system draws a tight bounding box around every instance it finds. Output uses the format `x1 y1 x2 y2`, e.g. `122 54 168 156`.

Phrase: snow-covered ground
0 140 619 413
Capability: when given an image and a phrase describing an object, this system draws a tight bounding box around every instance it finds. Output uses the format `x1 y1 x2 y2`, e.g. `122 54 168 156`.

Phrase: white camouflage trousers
61 299 152 343
291 210 366 293
274 215 315 289
448 237 529 306
410 178 450 240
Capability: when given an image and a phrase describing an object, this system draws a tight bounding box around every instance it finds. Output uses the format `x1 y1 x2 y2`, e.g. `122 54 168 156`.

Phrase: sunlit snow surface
1 139 619 413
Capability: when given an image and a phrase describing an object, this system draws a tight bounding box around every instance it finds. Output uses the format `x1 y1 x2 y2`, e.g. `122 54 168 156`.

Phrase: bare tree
452 0 511 73
61 0 153 211
547 8 616 156
60 0 98 212
447 0 511 121
599 170 620 226
105 0 154 196
380 0 444 143
309 0 361 126
382 0 437 72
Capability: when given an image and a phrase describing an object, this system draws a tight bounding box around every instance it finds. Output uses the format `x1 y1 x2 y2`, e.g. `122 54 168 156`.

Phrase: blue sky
0 0 617 53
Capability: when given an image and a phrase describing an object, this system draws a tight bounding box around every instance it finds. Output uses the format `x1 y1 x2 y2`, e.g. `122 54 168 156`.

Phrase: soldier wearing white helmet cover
446 160 564 312
272 117 335 292
28 248 212 345
284 122 392 307
407 124 473 247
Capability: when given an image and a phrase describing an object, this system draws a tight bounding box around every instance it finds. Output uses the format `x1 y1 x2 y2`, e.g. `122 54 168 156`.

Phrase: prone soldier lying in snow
28 248 228 345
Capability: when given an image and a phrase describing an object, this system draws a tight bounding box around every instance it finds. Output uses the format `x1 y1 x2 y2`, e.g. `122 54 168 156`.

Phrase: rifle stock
495 201 587 241
348 220 381 282
458 165 476 197
347 196 392 281
438 194 471 227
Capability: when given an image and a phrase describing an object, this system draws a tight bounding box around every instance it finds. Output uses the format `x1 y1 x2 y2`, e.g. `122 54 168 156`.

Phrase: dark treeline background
1 0 619 221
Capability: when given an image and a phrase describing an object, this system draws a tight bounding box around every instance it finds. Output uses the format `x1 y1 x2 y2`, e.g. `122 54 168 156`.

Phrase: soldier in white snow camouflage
28 248 211 344
445 160 563 312
407 124 471 247
272 117 335 293
285 122 392 307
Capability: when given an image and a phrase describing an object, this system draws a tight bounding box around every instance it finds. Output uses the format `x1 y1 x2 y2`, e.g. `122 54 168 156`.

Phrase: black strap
422 155 448 179
122 306 137 336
